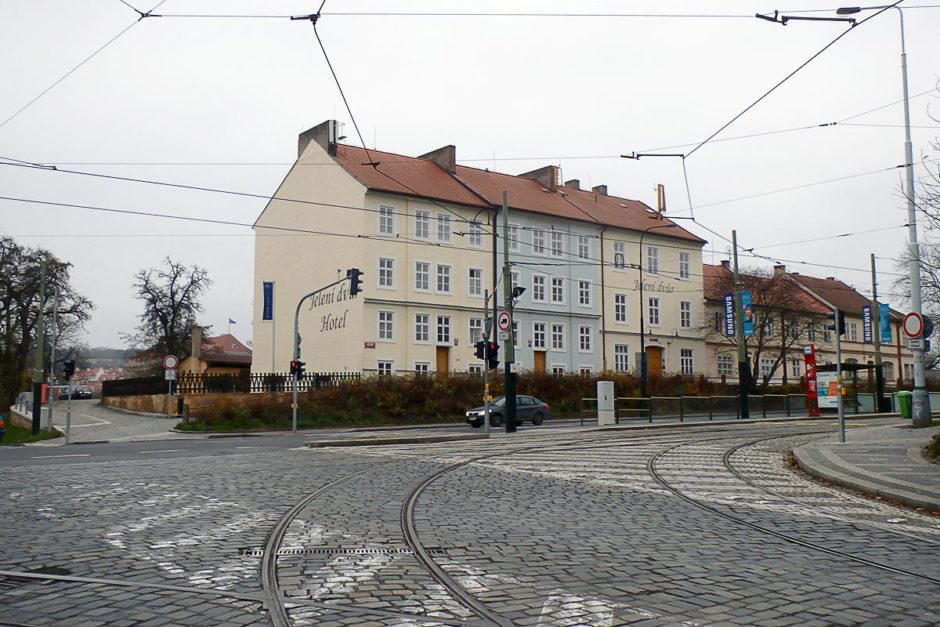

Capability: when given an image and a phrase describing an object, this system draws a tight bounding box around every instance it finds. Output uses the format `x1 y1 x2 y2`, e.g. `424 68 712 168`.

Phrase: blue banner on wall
862 305 873 343
723 293 735 337
262 281 274 321
741 290 754 337
880 303 891 343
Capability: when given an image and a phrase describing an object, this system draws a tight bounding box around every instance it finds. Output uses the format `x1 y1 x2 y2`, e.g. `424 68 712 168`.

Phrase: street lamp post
836 4 932 425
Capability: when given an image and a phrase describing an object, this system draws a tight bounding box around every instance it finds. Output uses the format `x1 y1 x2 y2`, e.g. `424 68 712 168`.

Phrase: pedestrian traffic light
827 309 846 335
474 340 485 359
63 359 76 381
347 267 364 296
296 360 306 379
487 342 499 370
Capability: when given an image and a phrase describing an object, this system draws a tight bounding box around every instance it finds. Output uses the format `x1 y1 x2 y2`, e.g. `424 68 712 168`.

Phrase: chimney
419 145 456 174
298 119 340 158
191 325 203 360
519 165 559 192
773 264 786 278
826 276 836 281
592 184 608 196
564 179 581 190
720 260 731 271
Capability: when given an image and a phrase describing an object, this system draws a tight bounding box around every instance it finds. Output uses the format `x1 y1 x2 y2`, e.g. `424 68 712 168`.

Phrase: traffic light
487 342 499 370
827 309 846 336
474 340 485 359
289 360 298 376
63 360 76 381
296 360 306 379
347 267 364 296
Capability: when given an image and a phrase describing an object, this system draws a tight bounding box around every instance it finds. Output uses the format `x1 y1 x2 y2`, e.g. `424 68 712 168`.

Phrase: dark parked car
58 386 93 400
465 395 550 428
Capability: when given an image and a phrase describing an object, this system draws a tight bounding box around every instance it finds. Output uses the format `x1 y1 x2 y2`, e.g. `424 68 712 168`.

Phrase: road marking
140 449 185 454
78 414 111 425
236 446 272 449
31 454 90 459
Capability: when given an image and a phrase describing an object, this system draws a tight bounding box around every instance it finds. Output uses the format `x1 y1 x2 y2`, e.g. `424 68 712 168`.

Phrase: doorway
533 351 546 374
436 346 449 373
646 346 663 377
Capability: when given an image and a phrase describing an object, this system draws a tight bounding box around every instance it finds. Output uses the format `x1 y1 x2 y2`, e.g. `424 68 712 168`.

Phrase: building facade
252 120 707 377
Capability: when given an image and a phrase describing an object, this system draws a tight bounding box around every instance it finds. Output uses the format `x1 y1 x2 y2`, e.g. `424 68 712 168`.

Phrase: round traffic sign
497 311 512 332
902 312 924 339
163 354 179 370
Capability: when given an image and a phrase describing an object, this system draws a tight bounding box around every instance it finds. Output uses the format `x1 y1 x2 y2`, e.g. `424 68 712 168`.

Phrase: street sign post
163 355 179 419
496 311 511 332
902 312 924 339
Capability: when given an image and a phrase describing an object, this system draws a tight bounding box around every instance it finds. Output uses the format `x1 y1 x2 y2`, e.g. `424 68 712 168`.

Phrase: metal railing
102 371 360 397
579 394 809 424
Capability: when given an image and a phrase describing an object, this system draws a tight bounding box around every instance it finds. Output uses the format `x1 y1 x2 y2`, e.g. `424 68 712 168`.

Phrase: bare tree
124 258 212 362
0 237 93 409
706 266 821 390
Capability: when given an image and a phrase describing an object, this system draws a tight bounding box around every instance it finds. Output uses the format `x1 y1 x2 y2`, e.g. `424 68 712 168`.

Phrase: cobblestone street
2 421 939 626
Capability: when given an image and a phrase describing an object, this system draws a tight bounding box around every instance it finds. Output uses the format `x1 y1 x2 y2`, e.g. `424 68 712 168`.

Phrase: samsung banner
741 290 754 337
723 293 735 337
862 305 873 343
262 281 274 321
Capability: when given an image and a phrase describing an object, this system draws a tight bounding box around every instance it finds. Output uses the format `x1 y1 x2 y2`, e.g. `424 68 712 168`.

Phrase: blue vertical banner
879 303 891 343
862 305 873 343
723 293 735 337
262 281 274 321
741 290 754 337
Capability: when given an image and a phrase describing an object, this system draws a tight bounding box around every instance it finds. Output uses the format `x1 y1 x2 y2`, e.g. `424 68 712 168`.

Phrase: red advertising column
803 344 820 417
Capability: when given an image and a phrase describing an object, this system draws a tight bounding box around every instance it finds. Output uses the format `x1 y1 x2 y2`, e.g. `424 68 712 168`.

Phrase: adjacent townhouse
251 120 707 377
703 262 912 386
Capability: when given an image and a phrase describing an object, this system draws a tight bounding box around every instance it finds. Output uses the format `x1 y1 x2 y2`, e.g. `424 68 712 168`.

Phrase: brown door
534 351 546 374
646 346 663 377
436 346 449 374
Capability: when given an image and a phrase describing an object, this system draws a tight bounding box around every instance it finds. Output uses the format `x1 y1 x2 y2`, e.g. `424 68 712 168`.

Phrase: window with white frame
469 317 483 343
808 323 817 341
379 205 394 235
648 297 660 326
615 293 627 323
468 268 483 296
533 322 546 349
551 365 566 375
508 223 520 251
646 246 659 274
550 231 563 257
378 257 394 288
904 363 914 381
437 214 451 242
680 301 692 328
551 277 564 304
613 241 626 269
578 281 591 306
532 229 546 254
414 261 429 291
579 366 593 375
680 349 693 375
512 321 519 348
760 357 774 377
436 264 452 293
468 220 483 247
436 315 451 344
848 322 858 341
415 362 430 373
761 316 775 337
415 313 429 342
415 210 429 239
577 235 590 260
717 353 734 377
614 344 630 373
790 359 802 378
551 323 565 350
532 274 546 302
511 270 521 297
468 364 483 374
884 361 895 381
679 251 690 279
377 360 393 375
824 326 832 342
578 325 592 352
378 310 394 341
790 322 800 340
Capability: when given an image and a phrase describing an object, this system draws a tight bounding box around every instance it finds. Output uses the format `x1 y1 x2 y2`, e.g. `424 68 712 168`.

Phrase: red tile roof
786 274 890 317
330 143 705 244
204 334 252 356
703 264 831 314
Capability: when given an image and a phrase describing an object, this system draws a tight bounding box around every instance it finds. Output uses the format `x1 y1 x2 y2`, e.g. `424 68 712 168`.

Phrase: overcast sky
2 0 939 349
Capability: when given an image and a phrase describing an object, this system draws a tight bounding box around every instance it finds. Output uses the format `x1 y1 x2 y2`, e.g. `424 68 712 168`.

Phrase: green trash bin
896 391 913 418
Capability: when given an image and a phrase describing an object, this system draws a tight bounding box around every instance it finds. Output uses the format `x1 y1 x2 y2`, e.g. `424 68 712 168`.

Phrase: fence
102 371 360 397
580 394 810 425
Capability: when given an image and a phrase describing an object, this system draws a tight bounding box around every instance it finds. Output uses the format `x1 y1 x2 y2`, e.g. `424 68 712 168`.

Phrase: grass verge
1 424 63 445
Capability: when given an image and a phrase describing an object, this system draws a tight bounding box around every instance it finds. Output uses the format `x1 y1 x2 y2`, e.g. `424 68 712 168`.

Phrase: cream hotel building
252 120 707 378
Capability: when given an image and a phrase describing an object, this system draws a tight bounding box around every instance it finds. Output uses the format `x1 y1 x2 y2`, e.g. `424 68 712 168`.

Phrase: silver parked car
465 395 550 428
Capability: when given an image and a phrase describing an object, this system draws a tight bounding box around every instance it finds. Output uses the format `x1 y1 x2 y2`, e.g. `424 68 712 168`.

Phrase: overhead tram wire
0 0 168 132
684 2 901 159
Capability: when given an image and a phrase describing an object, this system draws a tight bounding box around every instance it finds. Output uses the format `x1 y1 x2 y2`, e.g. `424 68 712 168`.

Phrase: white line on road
140 449 185 454
235 446 273 449
31 454 91 459
78 414 111 425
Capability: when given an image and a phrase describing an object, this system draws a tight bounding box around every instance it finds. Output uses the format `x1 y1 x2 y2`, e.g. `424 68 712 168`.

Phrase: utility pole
732 230 749 418
483 289 491 435
47 287 59 432
835 307 846 443
501 192 517 432
871 254 887 412
31 259 47 435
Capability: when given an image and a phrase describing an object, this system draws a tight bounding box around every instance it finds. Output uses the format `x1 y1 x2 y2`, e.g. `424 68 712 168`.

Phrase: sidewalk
793 420 940 512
